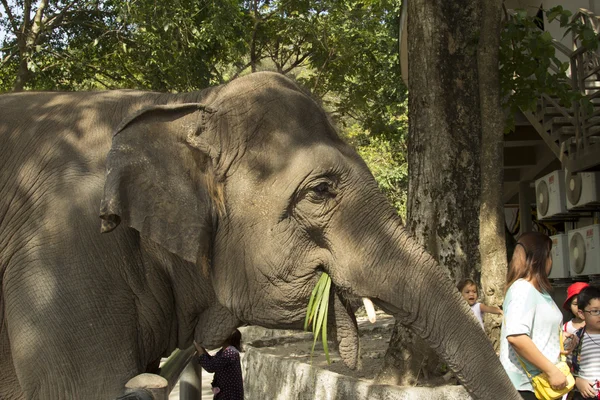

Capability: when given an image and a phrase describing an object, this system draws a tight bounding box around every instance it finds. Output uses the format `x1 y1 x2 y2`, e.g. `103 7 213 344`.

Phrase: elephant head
99 72 518 399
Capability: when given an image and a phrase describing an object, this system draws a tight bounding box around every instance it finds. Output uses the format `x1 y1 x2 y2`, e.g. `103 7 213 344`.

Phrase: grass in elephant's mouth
304 272 332 364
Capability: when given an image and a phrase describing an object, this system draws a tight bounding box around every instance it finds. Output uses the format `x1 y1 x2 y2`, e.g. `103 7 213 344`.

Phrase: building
399 0 600 301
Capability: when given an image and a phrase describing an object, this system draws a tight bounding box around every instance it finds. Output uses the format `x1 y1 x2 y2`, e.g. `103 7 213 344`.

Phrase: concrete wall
242 347 473 400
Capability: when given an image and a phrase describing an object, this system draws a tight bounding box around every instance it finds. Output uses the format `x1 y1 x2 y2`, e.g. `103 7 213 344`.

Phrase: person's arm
507 334 567 389
194 341 221 373
480 304 503 315
194 344 236 373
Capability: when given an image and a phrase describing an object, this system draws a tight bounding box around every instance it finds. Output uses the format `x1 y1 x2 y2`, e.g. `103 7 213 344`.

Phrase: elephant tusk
362 297 377 323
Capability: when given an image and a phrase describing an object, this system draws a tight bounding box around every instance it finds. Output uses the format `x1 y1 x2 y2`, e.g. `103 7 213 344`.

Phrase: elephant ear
100 103 222 264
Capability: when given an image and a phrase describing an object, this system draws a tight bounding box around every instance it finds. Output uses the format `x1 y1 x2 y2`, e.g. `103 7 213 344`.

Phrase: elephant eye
291 176 339 216
308 181 336 201
313 182 330 194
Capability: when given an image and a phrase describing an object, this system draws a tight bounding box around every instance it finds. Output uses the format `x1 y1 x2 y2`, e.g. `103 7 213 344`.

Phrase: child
571 285 600 400
458 278 503 329
194 330 244 400
563 282 590 334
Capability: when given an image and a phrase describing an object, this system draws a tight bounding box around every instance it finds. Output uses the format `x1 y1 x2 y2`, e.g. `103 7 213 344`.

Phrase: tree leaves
0 0 409 213
500 6 598 132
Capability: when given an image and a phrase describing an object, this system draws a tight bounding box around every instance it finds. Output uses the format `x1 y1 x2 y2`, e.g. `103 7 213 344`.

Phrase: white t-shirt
563 320 579 334
471 302 484 328
499 279 563 392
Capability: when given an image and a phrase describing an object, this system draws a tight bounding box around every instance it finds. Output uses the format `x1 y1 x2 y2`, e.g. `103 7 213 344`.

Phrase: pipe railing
569 9 600 157
116 346 202 400
506 8 600 172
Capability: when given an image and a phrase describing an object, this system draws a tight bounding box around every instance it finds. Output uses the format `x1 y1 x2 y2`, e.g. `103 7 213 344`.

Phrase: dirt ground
251 312 396 382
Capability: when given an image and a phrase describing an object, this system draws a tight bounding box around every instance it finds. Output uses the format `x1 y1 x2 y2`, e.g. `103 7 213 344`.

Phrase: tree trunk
405 0 482 282
13 57 29 92
12 38 30 92
250 0 259 73
478 0 506 351
377 0 483 385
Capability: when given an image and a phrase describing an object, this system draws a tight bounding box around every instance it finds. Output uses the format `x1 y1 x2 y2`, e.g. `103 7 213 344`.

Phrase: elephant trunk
332 218 519 400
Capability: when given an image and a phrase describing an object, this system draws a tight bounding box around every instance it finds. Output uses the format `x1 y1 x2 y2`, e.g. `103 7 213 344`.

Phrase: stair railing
567 9 600 165
506 8 600 172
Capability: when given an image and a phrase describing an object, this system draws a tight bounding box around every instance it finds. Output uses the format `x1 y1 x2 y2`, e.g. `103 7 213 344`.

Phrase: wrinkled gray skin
0 72 519 399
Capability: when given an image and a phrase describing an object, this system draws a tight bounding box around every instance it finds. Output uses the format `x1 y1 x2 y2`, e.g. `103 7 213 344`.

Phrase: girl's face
461 284 478 306
545 254 553 276
570 296 580 317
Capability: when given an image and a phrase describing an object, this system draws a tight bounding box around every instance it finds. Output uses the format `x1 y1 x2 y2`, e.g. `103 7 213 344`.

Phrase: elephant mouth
330 289 379 370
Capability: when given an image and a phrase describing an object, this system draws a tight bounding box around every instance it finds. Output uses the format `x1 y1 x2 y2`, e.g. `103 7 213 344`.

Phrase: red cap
563 282 590 311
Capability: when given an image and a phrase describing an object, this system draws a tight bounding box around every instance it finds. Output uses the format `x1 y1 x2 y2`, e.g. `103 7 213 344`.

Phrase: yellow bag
517 332 575 400
528 360 575 400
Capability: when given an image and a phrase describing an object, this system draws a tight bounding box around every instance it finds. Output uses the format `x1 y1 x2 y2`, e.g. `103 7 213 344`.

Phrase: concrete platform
166 319 473 399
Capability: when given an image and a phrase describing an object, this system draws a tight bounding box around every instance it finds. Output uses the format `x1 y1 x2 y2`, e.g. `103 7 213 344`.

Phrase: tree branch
231 61 253 80
0 0 19 33
0 43 17 52
89 75 113 89
211 65 225 84
22 0 32 35
82 62 127 86
29 0 49 45
313 49 334 91
0 51 15 69
282 50 310 74
43 0 78 29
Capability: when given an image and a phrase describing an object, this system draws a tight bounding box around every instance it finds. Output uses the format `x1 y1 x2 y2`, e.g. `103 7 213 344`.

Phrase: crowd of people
461 231 600 400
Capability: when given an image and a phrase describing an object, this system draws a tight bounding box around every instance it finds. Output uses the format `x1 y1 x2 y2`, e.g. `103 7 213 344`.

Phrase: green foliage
0 0 408 212
500 6 599 132
548 6 600 51
0 1 406 134
0 0 250 91
103 0 250 90
292 0 405 137
343 99 408 219
304 272 331 363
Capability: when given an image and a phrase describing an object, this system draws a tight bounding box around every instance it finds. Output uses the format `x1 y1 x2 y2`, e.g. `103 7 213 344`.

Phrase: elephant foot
115 373 169 400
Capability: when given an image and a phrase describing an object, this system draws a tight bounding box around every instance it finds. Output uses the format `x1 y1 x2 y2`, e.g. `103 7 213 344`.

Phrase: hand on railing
193 341 207 356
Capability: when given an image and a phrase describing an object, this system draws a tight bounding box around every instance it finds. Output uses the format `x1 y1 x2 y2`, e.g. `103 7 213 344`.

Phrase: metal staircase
521 8 600 174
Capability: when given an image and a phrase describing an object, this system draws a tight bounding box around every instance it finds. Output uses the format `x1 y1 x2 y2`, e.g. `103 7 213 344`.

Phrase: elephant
0 72 519 399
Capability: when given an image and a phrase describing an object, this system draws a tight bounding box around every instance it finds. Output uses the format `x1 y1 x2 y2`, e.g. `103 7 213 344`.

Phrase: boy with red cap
564 282 590 334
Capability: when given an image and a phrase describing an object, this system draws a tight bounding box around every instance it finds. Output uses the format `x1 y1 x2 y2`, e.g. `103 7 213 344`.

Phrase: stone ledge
242 346 473 400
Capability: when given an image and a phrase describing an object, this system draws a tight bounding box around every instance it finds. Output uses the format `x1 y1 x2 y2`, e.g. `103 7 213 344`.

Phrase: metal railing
566 10 597 151
116 346 202 400
508 8 600 172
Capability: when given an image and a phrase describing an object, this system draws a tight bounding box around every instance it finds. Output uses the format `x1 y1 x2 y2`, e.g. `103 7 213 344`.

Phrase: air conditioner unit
549 233 570 279
568 224 600 276
566 171 600 210
535 170 568 220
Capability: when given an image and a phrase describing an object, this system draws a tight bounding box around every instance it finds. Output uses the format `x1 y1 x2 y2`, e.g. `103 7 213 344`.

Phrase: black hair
457 278 477 293
577 286 600 311
226 329 242 351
